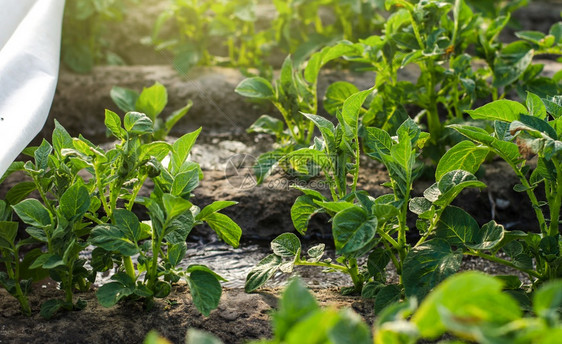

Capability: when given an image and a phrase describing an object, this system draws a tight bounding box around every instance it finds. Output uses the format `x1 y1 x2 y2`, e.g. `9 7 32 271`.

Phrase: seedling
110 82 192 141
0 110 241 317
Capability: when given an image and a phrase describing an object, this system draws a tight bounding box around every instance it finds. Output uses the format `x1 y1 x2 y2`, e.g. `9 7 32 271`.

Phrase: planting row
149 273 562 343
62 0 539 73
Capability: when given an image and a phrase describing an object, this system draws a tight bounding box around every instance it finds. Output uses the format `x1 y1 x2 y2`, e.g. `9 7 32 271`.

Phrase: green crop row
148 273 562 343
0 83 240 318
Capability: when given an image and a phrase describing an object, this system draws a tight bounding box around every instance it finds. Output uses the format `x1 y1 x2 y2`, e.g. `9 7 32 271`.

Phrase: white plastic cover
0 0 65 176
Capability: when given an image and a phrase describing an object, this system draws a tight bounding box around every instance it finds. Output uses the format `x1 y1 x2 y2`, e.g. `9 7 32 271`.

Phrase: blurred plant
62 0 139 73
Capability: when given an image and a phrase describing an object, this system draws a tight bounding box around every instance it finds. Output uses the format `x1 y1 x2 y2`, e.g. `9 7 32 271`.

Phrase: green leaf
110 86 138 113
273 278 319 339
364 127 393 161
96 281 134 308
332 206 377 255
185 329 223 344
403 239 462 300
40 299 65 319
493 41 534 88
533 280 562 322
465 100 528 122
52 120 74 156
510 114 558 140
188 270 222 316
139 142 172 162
271 233 301 257
12 199 52 228
135 82 168 121
436 206 478 246
204 213 241 248
544 95 562 118
412 271 522 339
303 114 336 151
171 169 200 197
171 128 201 173
307 244 325 262
104 109 124 139
254 150 283 184
196 201 237 221
324 81 360 116
448 124 521 164
0 221 18 247
304 42 358 84
113 209 141 242
162 194 192 220
247 115 285 137
34 139 52 171
467 221 505 250
527 92 547 119
124 112 153 135
235 77 275 99
291 195 322 235
59 184 90 222
183 267 225 285
342 89 373 136
435 141 489 180
434 170 486 207
90 225 139 256
328 309 372 344
245 254 282 293
374 285 402 314
6 182 37 205
165 100 192 132
368 250 391 279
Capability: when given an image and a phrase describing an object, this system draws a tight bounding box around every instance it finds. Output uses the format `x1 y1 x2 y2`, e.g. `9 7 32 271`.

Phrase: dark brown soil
0 282 373 344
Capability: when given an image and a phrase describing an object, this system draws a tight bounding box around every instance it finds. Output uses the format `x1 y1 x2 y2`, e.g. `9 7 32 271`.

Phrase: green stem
397 184 411 263
295 259 348 273
547 161 562 237
123 256 136 280
464 251 541 278
274 102 300 144
93 163 111 219
65 268 74 304
7 248 31 316
347 258 363 290
510 163 548 235
351 137 361 193
126 175 148 211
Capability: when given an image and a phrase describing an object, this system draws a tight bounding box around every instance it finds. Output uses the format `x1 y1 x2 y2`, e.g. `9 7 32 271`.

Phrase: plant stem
547 161 562 237
94 163 111 219
123 256 136 280
126 175 148 211
7 249 31 316
510 163 548 235
295 259 348 273
464 251 541 278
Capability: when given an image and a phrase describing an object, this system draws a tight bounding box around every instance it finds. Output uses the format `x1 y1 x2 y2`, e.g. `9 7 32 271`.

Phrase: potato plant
151 272 562 344
110 81 193 141
150 0 385 74
235 42 362 183
0 110 241 318
62 0 138 73
245 85 486 310
446 94 562 284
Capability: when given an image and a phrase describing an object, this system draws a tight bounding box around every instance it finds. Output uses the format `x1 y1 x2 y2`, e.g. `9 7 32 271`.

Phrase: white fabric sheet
0 0 65 176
